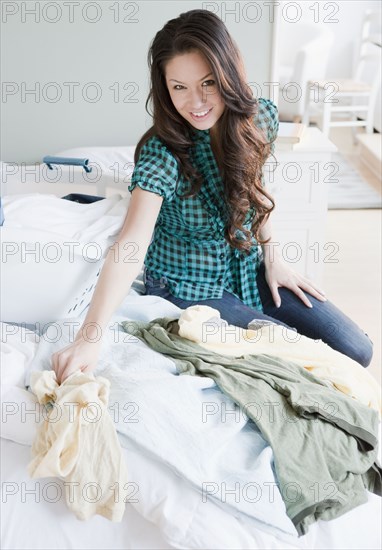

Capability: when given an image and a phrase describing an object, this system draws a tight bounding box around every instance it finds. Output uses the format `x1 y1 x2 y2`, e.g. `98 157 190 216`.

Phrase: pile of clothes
121 305 382 536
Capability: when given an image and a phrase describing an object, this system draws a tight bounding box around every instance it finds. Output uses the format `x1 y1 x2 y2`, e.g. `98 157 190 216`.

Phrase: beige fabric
28 370 128 522
178 305 381 414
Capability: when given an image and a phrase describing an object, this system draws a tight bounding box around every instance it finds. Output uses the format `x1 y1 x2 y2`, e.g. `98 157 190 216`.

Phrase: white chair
277 23 334 122
302 10 382 141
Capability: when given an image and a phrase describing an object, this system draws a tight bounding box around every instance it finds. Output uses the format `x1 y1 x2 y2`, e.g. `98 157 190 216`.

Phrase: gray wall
1 0 275 163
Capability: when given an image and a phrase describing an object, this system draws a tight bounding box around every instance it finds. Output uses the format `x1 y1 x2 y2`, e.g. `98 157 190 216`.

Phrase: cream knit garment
28 370 129 521
177 305 381 414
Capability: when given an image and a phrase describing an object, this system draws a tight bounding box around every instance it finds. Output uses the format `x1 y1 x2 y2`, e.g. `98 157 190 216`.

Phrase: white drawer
263 159 332 214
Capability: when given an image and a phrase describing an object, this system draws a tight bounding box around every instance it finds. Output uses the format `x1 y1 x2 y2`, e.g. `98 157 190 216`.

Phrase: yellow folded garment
28 370 128 522
177 305 381 414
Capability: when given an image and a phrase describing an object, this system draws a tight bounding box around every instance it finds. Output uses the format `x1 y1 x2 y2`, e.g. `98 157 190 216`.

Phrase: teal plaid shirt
128 97 279 311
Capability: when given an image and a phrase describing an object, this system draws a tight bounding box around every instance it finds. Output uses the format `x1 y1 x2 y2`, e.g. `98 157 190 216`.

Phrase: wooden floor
321 126 381 383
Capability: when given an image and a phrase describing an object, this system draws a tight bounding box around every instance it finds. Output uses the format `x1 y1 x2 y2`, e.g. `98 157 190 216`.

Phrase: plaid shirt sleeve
128 136 179 201
255 97 279 157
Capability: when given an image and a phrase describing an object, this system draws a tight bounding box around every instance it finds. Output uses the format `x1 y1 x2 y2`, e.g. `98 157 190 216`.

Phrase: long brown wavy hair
134 9 276 253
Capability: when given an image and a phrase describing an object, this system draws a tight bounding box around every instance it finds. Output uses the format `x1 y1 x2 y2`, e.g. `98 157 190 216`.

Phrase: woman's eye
173 85 184 90
202 80 215 87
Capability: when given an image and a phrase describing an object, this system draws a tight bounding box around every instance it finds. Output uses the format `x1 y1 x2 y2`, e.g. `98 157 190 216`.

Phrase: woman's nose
188 88 208 108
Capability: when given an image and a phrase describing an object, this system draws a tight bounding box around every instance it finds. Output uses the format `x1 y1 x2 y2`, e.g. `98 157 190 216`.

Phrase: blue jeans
143 262 374 368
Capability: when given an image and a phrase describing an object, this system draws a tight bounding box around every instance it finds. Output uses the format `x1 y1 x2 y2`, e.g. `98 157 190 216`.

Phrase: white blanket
2 292 381 549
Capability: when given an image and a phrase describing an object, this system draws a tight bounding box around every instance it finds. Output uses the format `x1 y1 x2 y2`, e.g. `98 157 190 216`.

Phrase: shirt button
219 252 225 260
217 276 223 284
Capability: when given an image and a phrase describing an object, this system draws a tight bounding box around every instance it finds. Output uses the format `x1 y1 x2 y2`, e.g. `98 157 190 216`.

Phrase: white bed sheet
0 438 174 550
1 290 381 550
2 432 381 550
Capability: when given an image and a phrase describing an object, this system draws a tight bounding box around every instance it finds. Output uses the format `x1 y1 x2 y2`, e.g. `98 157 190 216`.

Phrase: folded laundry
122 314 382 537
28 370 129 522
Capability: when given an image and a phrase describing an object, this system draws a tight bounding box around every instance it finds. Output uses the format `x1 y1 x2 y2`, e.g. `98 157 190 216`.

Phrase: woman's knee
350 333 374 368
285 300 374 368
327 328 374 368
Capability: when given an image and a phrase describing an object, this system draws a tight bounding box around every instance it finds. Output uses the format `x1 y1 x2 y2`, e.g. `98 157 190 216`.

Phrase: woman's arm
51 187 164 383
258 215 327 308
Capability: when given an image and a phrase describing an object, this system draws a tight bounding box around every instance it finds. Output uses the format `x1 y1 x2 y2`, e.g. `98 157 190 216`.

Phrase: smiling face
164 50 225 132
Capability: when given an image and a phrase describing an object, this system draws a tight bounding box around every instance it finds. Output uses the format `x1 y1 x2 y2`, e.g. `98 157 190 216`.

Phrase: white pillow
53 145 136 178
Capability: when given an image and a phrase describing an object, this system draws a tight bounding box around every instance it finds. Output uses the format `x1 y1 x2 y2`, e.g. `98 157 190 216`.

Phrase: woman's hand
264 254 327 308
51 334 102 385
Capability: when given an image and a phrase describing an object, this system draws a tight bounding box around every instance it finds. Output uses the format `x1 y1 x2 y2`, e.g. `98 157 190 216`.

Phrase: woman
52 9 373 383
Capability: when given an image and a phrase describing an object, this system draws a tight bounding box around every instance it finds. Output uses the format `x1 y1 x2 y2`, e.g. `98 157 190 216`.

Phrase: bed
1 148 381 550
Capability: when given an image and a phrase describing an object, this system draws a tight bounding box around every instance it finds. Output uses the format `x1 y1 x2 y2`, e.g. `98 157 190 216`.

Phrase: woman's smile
189 107 213 121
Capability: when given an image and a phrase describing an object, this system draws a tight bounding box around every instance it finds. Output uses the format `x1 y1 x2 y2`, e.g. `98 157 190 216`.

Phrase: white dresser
263 126 338 286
